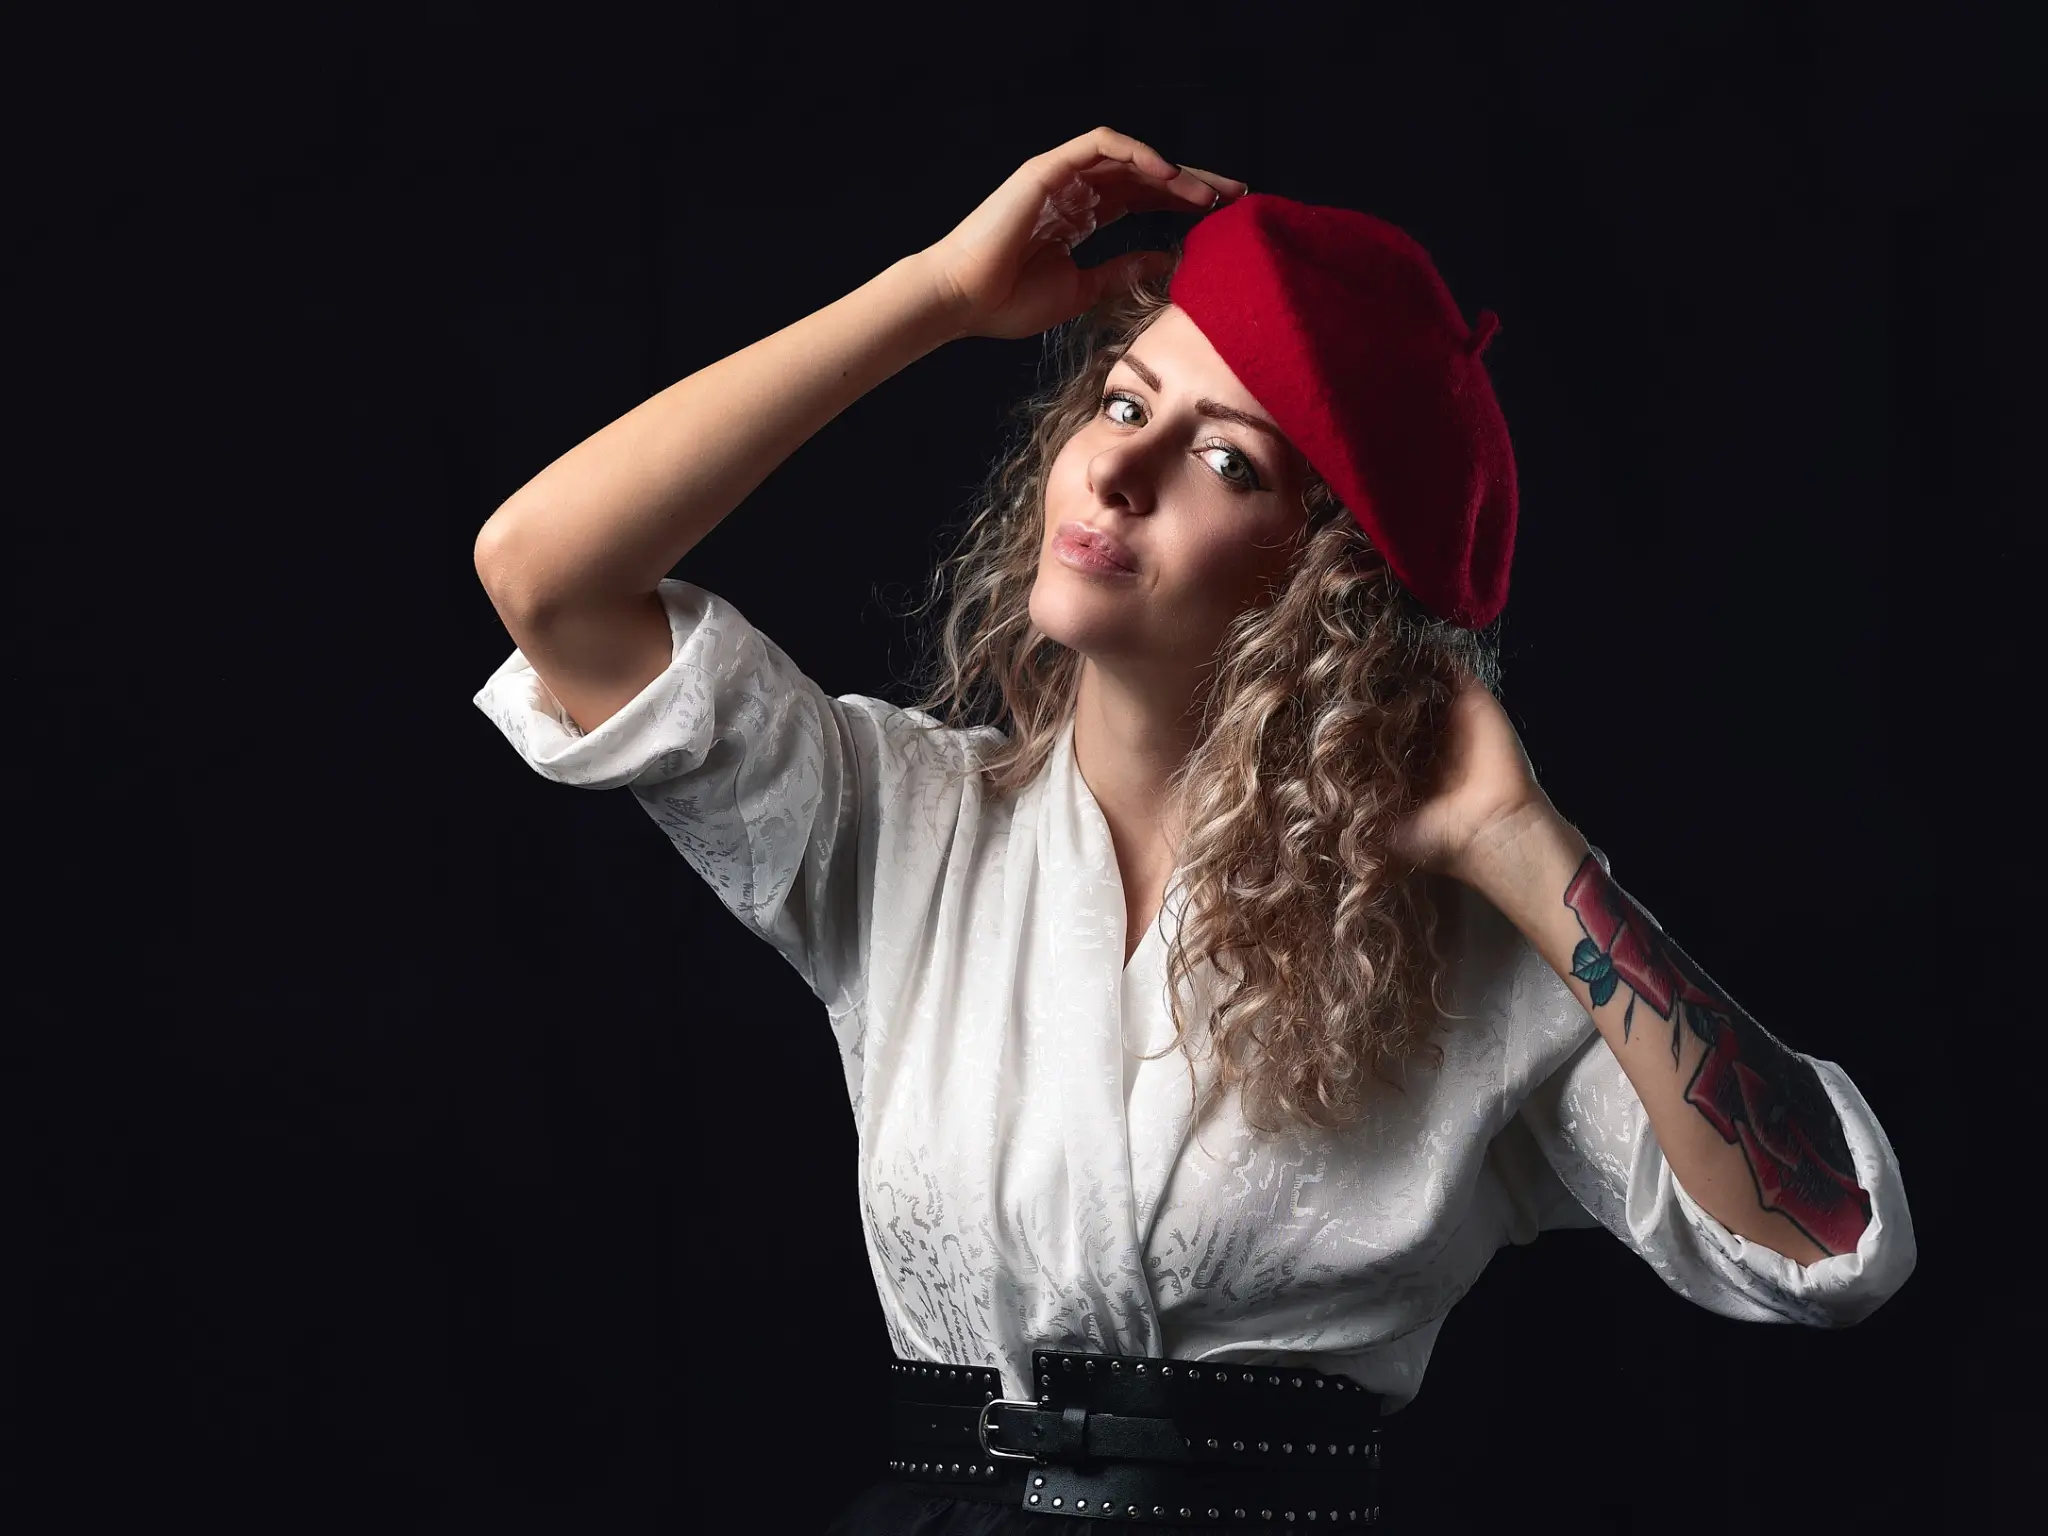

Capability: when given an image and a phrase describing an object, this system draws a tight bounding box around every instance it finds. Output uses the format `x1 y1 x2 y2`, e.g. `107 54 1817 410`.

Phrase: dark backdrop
16 5 2042 1533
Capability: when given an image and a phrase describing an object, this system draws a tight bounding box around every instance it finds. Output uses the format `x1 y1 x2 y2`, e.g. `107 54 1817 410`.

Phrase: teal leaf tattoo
1572 938 1619 1008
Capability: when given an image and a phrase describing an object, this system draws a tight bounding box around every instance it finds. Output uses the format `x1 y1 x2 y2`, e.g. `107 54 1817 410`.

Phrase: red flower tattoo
1560 855 1872 1256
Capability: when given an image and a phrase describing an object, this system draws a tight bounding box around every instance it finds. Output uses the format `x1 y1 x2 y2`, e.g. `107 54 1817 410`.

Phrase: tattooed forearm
1466 808 1874 1265
1560 853 1874 1256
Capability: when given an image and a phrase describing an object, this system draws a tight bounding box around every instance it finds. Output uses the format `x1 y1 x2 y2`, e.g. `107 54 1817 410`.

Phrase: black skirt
822 1476 1101 1534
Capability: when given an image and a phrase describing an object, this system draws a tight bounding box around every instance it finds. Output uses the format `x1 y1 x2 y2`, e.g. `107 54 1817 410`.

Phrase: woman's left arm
1462 804 1870 1266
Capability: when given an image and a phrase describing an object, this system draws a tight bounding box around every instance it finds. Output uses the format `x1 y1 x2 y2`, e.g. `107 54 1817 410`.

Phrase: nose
1085 433 1174 514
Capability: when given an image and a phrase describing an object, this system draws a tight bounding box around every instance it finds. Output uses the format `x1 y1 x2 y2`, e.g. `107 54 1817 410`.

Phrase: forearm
476 251 965 615
1465 806 1873 1267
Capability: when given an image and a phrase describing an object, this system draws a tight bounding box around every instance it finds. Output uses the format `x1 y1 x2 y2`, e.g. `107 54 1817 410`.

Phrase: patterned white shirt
472 578 1916 1412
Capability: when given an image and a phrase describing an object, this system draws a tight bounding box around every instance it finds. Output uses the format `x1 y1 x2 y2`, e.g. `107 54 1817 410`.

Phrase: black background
14 4 2043 1532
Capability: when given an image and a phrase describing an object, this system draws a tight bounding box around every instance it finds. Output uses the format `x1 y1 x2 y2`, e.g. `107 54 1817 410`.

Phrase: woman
472 127 1915 1533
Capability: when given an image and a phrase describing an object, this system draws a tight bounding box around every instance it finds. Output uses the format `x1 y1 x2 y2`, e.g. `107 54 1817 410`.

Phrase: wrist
1457 798 1584 900
903 248 975 344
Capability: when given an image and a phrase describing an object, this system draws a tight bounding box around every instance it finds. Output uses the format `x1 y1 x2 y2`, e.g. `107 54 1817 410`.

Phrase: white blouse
472 578 1915 1413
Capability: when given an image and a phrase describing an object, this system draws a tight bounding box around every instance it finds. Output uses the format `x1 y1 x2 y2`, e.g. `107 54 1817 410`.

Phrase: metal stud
1232 1440 1244 1451
1257 1440 1269 1452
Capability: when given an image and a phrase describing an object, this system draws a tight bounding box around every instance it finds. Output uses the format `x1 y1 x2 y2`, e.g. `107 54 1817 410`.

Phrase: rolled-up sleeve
1494 846 1917 1328
470 578 876 1007
1513 1025 1917 1327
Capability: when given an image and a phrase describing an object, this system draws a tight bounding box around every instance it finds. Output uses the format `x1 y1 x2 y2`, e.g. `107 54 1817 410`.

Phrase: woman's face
1032 305 1308 672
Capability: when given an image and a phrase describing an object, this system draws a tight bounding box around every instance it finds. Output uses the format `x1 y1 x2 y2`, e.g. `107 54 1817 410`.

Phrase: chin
1028 570 1138 659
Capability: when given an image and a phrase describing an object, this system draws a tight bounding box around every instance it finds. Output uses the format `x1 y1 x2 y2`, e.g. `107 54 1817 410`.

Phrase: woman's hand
1389 673 1552 886
922 126 1247 342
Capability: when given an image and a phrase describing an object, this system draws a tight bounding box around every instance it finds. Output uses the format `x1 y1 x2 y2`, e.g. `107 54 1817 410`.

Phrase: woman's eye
1102 393 1136 425
1098 391 1262 492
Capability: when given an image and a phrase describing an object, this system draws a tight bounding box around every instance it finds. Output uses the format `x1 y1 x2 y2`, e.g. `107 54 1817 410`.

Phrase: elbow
473 510 519 586
474 511 546 616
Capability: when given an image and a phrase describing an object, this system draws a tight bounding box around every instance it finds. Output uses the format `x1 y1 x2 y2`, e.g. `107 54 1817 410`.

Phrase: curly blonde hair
882 241 1505 1146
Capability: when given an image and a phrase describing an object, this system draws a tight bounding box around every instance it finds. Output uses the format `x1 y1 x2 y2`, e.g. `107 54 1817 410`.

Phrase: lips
1055 521 1138 572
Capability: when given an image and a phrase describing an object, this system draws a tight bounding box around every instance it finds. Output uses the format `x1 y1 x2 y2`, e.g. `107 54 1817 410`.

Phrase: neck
1069 660 1199 877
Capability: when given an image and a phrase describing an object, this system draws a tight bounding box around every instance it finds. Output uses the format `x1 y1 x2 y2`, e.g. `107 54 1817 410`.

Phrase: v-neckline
1123 873 1180 976
1124 898 1160 973
1058 712 1176 978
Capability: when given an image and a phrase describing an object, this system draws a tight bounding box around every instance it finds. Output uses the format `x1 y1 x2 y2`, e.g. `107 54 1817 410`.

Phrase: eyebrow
1112 353 1287 447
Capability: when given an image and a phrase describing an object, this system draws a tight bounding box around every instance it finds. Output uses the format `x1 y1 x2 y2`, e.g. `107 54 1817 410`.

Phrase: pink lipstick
1053 522 1139 576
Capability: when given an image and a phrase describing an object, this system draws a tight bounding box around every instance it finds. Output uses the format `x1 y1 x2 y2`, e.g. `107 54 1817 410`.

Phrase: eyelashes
1098 391 1265 493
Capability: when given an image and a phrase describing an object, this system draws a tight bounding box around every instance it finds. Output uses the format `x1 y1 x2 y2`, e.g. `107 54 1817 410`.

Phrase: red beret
1168 194 1517 629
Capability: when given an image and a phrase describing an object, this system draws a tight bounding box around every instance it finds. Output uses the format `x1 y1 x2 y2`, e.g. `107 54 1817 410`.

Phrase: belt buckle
976 1397 1040 1462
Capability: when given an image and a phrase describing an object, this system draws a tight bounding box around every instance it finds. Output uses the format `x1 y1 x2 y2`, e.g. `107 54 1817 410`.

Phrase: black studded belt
884 1349 1383 1527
